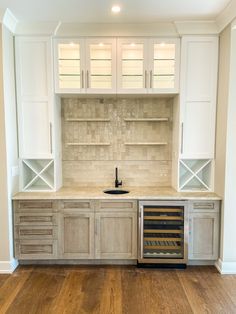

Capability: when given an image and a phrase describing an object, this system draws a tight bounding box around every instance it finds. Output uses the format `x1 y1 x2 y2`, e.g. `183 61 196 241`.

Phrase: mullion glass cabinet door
149 39 180 94
86 38 116 93
54 39 85 93
117 39 148 94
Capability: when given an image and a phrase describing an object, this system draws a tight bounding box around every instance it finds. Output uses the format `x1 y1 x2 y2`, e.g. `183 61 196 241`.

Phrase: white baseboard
0 259 19 274
215 258 236 274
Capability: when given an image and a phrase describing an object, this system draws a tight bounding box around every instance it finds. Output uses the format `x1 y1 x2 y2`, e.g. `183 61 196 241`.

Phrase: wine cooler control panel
138 200 188 265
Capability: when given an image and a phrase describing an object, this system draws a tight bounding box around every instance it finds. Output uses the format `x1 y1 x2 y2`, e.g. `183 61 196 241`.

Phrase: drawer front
15 225 58 240
61 200 95 211
15 213 58 225
15 240 58 259
189 200 220 212
96 200 137 212
17 200 53 210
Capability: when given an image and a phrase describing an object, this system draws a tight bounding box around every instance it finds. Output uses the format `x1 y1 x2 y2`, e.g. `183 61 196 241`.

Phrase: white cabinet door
180 36 218 159
85 38 116 94
60 211 95 259
54 39 85 93
117 38 149 94
95 212 137 259
188 212 219 260
15 37 53 158
148 38 180 94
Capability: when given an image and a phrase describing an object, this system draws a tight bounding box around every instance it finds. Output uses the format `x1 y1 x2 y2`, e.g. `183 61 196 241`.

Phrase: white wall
0 24 19 273
215 22 236 274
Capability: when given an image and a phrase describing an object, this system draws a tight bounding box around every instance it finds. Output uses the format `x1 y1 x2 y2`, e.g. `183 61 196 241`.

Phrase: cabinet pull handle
86 70 89 88
49 122 53 154
145 70 147 88
150 70 153 88
81 70 84 89
181 122 184 154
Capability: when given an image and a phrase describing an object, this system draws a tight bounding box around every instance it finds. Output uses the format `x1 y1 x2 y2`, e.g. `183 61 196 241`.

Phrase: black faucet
115 167 122 188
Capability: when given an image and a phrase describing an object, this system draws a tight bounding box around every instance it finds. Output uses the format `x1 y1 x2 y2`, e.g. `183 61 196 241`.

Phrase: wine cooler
138 201 188 265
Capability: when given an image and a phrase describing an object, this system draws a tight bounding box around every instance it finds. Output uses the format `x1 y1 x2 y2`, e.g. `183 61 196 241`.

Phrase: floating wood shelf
124 142 168 146
66 118 110 122
67 142 111 146
124 118 169 122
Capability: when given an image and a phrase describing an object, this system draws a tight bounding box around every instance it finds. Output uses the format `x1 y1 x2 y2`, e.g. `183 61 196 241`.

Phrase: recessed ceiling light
99 43 104 47
111 5 121 13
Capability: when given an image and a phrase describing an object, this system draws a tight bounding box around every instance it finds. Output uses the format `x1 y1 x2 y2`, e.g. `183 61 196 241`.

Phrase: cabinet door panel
54 39 85 93
148 38 180 94
86 38 116 94
95 212 137 259
189 213 219 260
180 36 218 159
183 101 214 158
60 212 94 259
117 38 148 94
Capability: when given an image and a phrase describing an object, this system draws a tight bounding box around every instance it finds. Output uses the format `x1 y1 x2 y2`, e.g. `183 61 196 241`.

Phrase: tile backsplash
62 97 173 187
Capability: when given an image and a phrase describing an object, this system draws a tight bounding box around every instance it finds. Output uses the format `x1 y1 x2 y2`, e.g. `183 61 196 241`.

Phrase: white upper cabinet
117 38 180 94
54 37 180 94
117 38 148 94
180 36 218 159
148 38 180 94
15 37 53 159
54 38 116 94
54 39 85 93
85 38 116 93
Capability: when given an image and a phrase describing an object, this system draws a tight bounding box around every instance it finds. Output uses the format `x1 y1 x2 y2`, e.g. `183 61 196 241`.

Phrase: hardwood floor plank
0 275 10 289
121 267 193 314
0 266 32 313
177 266 236 314
5 266 66 314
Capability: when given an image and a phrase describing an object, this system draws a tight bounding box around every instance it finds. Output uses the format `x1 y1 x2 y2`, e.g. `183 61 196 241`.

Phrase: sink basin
103 189 129 195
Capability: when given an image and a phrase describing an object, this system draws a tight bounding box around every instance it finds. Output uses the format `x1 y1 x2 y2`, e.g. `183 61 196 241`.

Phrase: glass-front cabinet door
54 39 85 93
85 38 116 93
117 38 148 94
148 38 180 93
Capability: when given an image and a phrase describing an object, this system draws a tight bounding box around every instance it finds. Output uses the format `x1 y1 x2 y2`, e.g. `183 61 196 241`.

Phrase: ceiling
0 0 231 23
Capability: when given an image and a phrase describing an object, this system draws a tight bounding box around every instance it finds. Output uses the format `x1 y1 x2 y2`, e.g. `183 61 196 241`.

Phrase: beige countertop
12 186 221 200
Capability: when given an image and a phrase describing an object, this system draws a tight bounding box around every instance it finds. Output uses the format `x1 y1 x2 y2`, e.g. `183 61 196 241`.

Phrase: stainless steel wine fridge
138 200 188 266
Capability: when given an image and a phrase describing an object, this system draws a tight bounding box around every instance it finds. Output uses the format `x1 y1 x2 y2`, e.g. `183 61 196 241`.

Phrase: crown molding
216 0 236 33
15 21 60 36
0 8 18 33
174 20 218 35
54 22 179 37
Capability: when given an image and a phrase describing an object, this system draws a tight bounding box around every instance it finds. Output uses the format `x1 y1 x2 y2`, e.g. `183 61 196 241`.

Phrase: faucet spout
115 167 122 188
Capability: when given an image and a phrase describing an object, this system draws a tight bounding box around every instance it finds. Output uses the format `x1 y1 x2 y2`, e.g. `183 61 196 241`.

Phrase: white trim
0 9 18 33
216 0 236 33
174 21 218 35
215 258 236 274
0 259 19 274
15 22 59 36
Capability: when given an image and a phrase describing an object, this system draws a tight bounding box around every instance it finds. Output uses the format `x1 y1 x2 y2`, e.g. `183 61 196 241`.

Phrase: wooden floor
0 266 236 314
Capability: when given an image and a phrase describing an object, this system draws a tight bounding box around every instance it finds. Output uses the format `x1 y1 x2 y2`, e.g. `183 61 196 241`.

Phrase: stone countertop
12 186 221 200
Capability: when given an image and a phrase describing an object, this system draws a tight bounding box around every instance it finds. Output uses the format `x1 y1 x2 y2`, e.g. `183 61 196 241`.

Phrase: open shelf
179 159 212 191
124 118 169 122
66 118 110 122
22 159 54 191
125 142 168 146
66 142 111 146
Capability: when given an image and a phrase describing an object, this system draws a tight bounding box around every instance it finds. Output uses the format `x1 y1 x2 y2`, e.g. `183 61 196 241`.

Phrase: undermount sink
103 189 130 195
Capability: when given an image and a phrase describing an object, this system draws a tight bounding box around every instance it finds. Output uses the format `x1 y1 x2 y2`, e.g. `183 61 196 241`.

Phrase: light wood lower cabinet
95 212 137 259
188 201 220 260
59 211 95 259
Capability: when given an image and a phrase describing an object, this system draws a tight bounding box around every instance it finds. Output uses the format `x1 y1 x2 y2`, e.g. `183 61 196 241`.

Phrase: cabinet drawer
14 213 58 225
15 240 58 259
15 225 58 240
96 200 137 212
17 200 53 210
189 201 219 212
61 200 95 211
